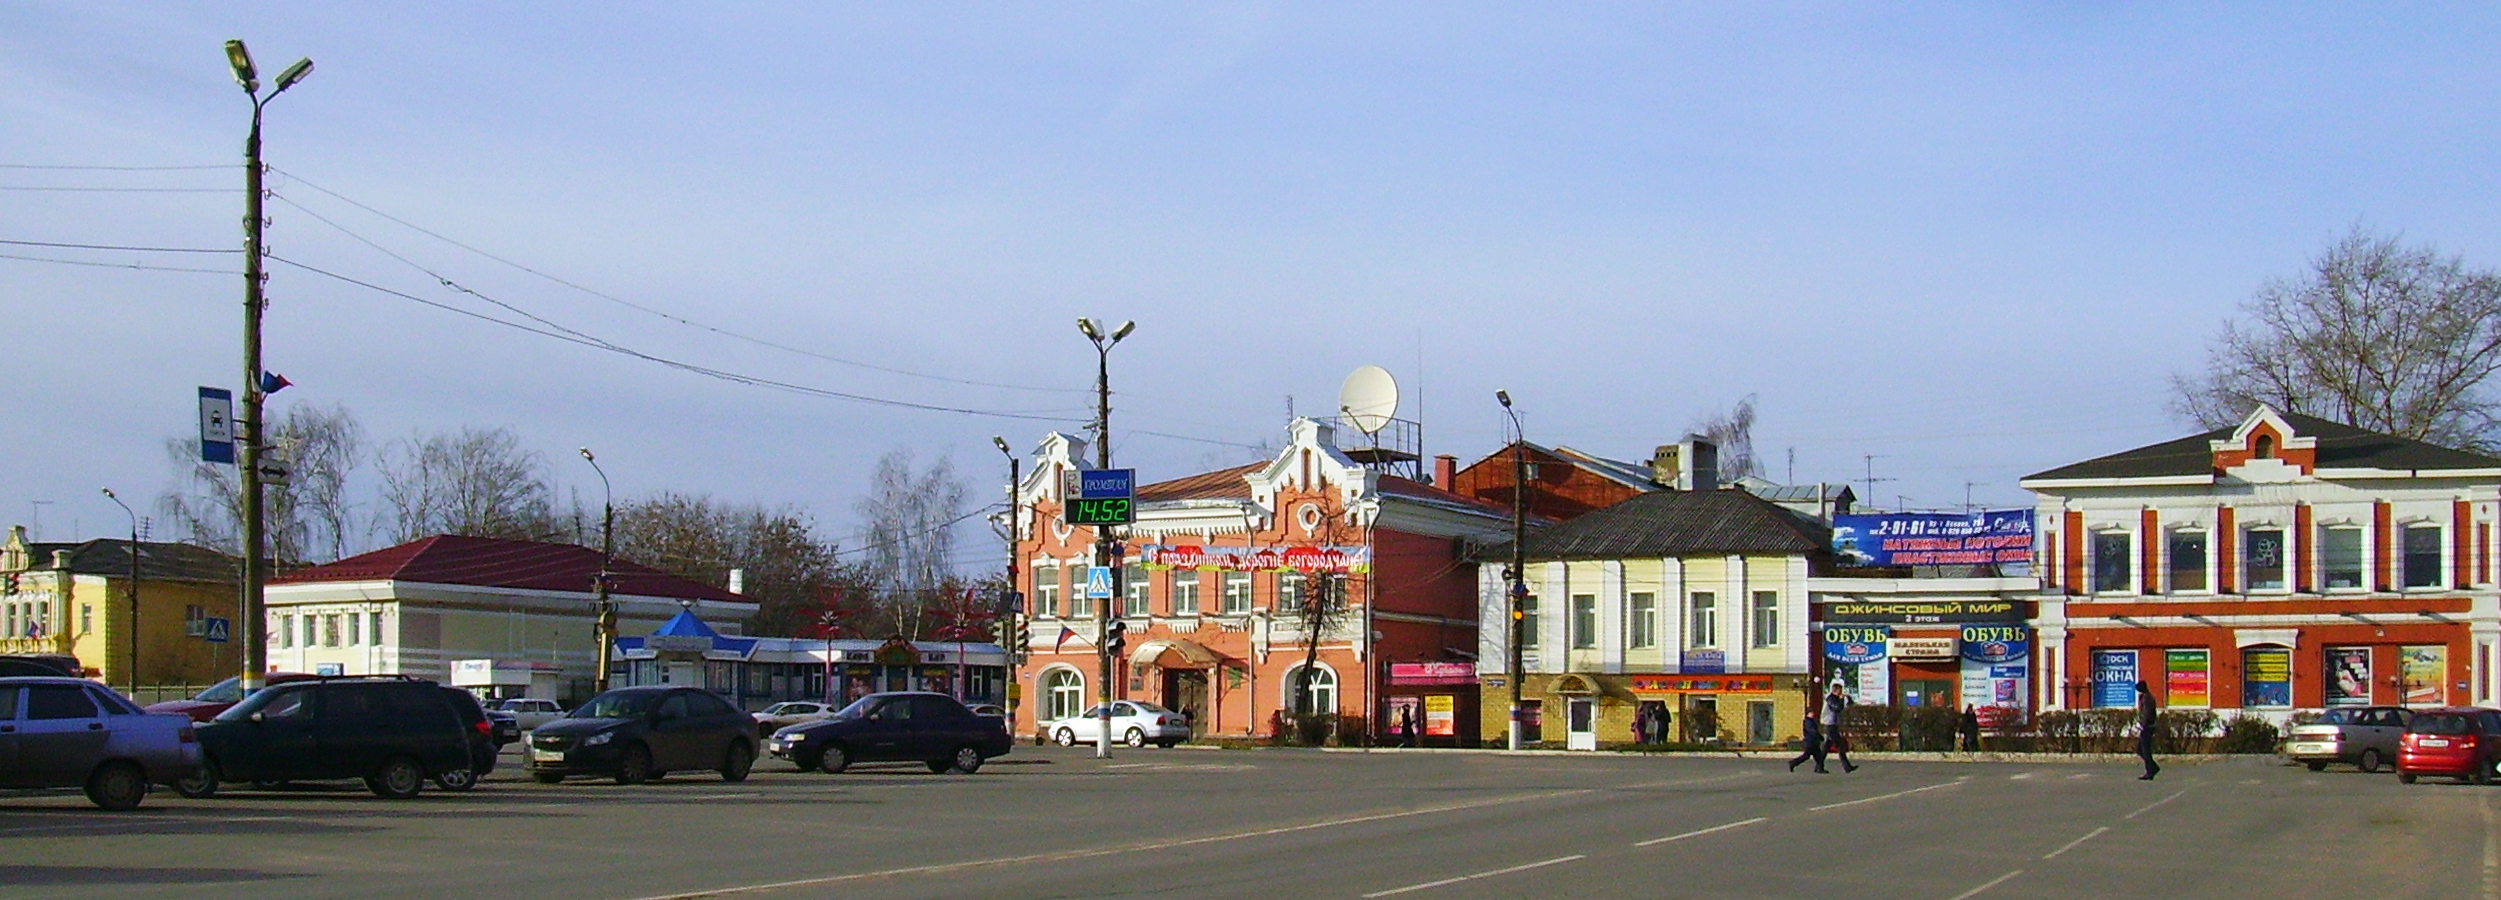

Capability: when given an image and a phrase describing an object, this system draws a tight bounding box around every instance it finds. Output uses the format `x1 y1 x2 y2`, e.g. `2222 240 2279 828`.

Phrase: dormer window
2254 435 2275 459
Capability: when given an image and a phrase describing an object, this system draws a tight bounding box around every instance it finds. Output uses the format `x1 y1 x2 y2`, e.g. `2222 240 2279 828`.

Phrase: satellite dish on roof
1339 365 1399 435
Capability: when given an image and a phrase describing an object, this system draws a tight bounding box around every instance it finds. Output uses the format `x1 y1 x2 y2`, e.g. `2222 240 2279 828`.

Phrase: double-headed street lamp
1078 317 1133 759
226 38 312 693
100 488 140 695
579 447 617 693
1497 390 1529 751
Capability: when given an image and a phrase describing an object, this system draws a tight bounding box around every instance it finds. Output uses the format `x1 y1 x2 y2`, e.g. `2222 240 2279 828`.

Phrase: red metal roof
269 534 740 602
1136 463 1263 502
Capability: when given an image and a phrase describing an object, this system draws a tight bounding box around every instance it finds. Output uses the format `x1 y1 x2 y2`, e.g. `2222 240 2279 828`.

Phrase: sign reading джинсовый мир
1831 510 2032 568
1819 600 2024 624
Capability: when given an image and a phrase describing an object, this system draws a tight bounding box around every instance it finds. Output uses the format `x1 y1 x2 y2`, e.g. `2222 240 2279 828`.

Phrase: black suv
179 676 474 799
525 686 756 785
765 691 1012 775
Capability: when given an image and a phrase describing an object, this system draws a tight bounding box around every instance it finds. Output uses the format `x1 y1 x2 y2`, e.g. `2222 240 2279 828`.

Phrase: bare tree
378 426 560 543
2173 228 2501 449
852 449 970 638
612 492 864 637
1691 395 1762 482
157 401 365 564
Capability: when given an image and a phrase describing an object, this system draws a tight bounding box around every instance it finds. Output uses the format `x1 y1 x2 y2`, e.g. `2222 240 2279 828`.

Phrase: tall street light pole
580 448 616 693
993 436 1023 719
100 488 140 695
1498 390 1528 750
226 39 311 694
1079 317 1133 760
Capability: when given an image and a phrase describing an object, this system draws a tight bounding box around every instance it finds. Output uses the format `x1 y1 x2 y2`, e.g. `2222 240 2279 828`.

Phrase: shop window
2091 531 2132 593
1627 592 1657 649
1221 572 1252 614
1570 595 1596 649
1750 591 1779 648
2167 530 2206 592
2404 525 2444 589
1520 594 1540 650
1690 592 1718 648
1171 571 1202 615
1033 565 1061 618
2244 528 2286 591
1288 665 1336 716
2320 526 2364 589
1044 668 1085 721
1122 563 1149 617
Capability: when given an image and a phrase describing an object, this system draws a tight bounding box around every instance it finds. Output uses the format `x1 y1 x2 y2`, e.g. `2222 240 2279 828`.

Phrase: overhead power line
0 186 238 193
0 238 238 254
0 251 232 274
0 163 234 171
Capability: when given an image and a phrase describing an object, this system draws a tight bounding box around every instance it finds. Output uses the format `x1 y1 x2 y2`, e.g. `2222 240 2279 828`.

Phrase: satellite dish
1339 365 1399 435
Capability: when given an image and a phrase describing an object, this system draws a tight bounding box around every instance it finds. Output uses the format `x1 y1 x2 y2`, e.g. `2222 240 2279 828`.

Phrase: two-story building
2023 406 2501 720
0 526 241 687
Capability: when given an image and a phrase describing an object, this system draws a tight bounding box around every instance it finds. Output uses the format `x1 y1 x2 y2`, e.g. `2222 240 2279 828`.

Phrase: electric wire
0 251 232 274
0 185 238 193
0 238 238 254
0 163 233 171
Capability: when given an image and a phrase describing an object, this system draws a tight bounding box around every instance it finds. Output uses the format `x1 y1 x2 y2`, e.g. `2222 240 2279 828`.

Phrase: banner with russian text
1830 510 2033 569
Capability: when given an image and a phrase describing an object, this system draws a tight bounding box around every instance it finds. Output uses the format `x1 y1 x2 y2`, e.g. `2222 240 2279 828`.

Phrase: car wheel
84 762 148 811
818 743 850 774
367 756 425 800
2304 761 2327 772
1124 728 1147 748
615 744 654 786
951 745 985 774
2398 772 2419 784
433 767 479 792
1054 728 1076 747
2358 749 2383 773
175 758 220 799
721 742 754 783
532 772 566 785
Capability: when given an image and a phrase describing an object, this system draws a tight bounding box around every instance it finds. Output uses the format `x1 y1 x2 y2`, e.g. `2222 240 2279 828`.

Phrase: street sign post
202 617 230 643
1084 566 1115 599
197 387 235 465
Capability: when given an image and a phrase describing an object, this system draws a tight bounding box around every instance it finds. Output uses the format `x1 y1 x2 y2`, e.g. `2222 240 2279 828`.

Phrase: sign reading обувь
1819 600 2025 624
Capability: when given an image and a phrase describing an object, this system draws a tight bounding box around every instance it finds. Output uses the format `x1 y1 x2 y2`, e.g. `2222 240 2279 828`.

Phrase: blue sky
6 4 2500 562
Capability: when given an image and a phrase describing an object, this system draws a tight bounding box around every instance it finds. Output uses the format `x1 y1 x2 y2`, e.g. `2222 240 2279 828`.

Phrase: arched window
2254 434 2275 459
1043 667 1086 721
1286 664 1337 717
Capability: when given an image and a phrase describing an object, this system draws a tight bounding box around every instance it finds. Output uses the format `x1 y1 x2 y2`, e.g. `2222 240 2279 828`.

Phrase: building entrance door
1163 669 1209 736
1565 697 1597 751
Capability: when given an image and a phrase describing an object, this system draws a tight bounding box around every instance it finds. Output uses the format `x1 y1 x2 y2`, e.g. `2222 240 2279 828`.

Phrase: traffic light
1105 618 1128 658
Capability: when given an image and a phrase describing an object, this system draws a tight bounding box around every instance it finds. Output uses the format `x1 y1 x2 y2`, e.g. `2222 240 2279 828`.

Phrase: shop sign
1891 637 1958 661
648 635 711 653
1679 649 1726 673
2241 647 2292 708
1822 626 1888 665
1957 625 2029 663
2165 649 2210 709
1631 674 1776 694
1830 509 2033 567
2325 646 2371 707
1389 662 1477 685
1829 661 1888 708
1961 659 2029 728
1139 544 1373 574
1424 695 1457 736
1821 600 2024 624
2091 649 2138 708
2401 645 2446 706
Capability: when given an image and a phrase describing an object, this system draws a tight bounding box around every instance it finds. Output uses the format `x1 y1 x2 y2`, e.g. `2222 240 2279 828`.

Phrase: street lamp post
993 435 1023 719
100 488 140 695
225 39 311 694
579 448 616 693
1079 317 1133 760
1498 390 1527 751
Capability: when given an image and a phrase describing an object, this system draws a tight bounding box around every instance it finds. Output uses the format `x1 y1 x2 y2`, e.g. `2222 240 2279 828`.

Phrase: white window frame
1172 571 1202 615
1034 564 1062 618
2318 523 2366 592
1749 591 1779 649
1690 592 1718 649
1221 571 1253 615
2402 522 2446 590
2089 529 2134 595
1122 564 1150 618
1627 592 1657 649
1285 662 1338 716
2165 527 2210 594
1570 594 1597 650
2243 525 2289 593
1041 666 1086 721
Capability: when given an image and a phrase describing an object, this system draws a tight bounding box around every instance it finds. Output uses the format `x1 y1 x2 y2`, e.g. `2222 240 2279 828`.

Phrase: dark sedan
765 692 1011 775
524 686 756 785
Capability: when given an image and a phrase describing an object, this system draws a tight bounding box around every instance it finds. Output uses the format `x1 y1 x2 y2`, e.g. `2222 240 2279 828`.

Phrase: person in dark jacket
1789 711 1827 773
2134 680 2161 780
1959 705 1982 752
1822 683 1859 773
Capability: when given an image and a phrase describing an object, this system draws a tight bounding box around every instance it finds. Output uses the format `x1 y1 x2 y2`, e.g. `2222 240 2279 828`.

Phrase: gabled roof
2024 411 2501 482
1477 488 1832 562
269 534 740 603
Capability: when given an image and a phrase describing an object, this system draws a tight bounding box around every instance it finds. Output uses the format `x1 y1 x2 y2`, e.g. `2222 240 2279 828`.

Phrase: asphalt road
3 746 2494 900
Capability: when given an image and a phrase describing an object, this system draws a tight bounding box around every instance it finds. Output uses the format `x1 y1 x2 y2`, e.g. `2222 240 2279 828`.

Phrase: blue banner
1831 510 2033 567
1958 624 2030 663
2091 649 2139 708
1822 626 1889 665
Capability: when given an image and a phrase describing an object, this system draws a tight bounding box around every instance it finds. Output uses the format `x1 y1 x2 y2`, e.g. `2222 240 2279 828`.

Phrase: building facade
2024 407 2501 720
612 611 1010 711
1010 418 1509 744
0 527 241 686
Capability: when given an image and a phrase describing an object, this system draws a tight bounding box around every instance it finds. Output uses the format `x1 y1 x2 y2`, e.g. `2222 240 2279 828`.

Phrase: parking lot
4 746 2496 900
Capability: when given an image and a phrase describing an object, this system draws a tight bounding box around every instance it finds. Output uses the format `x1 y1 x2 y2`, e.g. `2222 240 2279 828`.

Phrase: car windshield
2410 714 2474 735
570 691 663 719
212 687 295 723
832 697 880 719
195 676 245 704
1130 701 1173 714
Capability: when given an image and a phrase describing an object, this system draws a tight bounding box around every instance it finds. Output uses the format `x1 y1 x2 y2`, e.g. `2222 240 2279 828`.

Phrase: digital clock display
1068 497 1134 526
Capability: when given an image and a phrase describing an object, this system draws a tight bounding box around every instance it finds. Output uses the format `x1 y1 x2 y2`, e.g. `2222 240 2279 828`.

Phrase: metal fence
128 685 211 705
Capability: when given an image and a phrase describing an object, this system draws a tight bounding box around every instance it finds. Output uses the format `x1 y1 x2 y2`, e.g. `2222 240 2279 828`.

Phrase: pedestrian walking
1959 704 1982 752
1400 704 1418 749
2135 680 2161 780
1823 683 1859 773
1788 711 1828 773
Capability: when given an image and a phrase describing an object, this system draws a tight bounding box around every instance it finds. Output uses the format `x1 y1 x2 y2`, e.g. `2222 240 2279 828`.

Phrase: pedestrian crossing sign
203 617 230 643
1084 566 1115 599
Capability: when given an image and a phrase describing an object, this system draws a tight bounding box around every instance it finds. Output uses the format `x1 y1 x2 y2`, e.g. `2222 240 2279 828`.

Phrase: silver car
1041 700 1191 749
2288 706 2413 772
0 677 200 809
493 698 568 731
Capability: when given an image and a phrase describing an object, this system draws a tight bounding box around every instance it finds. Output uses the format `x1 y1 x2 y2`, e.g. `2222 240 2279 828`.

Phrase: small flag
1054 625 1076 653
259 371 291 394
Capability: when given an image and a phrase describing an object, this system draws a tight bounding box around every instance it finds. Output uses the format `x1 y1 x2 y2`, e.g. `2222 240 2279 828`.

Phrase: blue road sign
1084 566 1115 599
203 617 230 643
1078 469 1135 500
197 387 235 465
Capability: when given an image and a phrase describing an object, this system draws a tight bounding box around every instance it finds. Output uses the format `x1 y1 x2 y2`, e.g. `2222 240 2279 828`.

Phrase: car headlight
582 732 614 747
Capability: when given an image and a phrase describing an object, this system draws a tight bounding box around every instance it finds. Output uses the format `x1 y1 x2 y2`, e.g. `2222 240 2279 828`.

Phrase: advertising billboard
2401 645 2446 706
2164 649 2210 708
1830 510 2033 569
2091 649 2139 708
2241 647 2292 708
2325 647 2372 707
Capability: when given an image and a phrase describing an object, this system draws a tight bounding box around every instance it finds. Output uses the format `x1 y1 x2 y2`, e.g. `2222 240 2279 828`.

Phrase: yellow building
0 526 242 688
1475 490 1830 749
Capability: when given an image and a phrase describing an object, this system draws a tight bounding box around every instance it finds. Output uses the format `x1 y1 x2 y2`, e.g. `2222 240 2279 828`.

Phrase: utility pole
225 39 312 694
993 436 1023 719
1498 390 1527 750
1079 318 1133 759
579 448 616 694
101 489 139 694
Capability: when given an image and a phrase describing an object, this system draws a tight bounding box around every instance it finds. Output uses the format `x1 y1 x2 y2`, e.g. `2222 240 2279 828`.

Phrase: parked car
752 700 837 735
766 691 1012 774
524 686 756 785
2287 706 2414 772
0 654 80 678
2396 707 2501 785
0 676 198 810
492 698 567 731
1040 700 1191 749
436 687 507 791
144 672 318 723
180 675 475 800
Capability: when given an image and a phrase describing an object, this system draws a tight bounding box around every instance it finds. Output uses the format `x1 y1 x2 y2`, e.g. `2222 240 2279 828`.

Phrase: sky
6 3 2501 568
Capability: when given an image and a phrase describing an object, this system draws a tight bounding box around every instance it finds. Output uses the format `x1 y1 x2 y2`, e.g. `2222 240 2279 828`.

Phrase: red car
2396 707 2501 785
144 673 317 723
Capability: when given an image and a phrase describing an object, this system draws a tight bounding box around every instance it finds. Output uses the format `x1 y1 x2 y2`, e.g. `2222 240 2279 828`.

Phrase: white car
753 701 838 735
492 698 567 731
1041 701 1191 749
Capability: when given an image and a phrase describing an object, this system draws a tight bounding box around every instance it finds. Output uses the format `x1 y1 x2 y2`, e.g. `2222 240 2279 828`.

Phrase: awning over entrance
1130 638 1226 669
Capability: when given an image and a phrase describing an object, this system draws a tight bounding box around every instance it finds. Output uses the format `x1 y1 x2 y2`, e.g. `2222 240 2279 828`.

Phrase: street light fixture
100 488 140 695
226 38 313 695
1497 390 1527 750
1078 318 1134 759
579 447 617 693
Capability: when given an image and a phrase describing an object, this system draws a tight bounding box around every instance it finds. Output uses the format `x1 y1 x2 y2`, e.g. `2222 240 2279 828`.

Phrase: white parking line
1946 869 2023 900
2042 826 2109 859
1360 855 1586 898
1634 817 1766 848
2124 788 2188 820
1808 778 1965 812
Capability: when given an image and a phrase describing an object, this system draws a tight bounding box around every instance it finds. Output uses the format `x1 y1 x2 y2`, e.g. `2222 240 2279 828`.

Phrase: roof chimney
1650 437 1719 492
1434 455 1458 491
727 568 746 595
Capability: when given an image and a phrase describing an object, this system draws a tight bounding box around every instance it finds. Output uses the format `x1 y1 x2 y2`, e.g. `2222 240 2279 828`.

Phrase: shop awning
1130 638 1226 669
